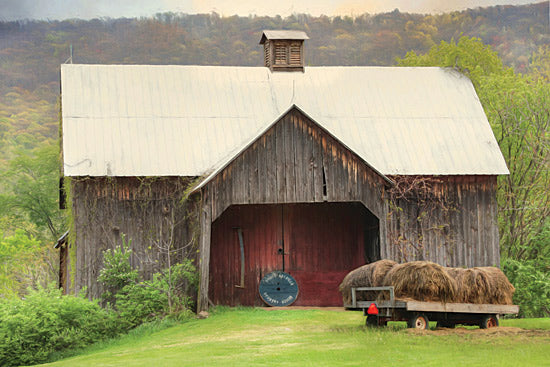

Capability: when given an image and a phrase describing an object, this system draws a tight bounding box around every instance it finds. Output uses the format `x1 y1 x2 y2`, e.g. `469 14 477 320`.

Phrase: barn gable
195 106 392 221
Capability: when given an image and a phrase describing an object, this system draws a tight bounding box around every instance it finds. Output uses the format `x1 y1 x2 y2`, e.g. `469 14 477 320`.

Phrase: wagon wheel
407 314 429 330
479 315 499 329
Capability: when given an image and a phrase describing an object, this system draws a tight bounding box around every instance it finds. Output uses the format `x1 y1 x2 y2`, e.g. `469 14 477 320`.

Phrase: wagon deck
345 286 519 329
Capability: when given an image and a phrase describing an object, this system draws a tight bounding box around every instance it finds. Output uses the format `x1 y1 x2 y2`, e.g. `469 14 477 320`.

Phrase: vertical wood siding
386 176 500 267
70 177 196 299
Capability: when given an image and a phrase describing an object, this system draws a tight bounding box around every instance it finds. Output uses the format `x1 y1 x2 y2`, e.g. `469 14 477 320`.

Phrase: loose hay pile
340 259 515 305
446 267 515 305
381 261 457 303
339 260 397 305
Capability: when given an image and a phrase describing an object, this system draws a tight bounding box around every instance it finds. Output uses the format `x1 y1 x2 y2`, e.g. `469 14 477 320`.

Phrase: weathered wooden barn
59 31 508 310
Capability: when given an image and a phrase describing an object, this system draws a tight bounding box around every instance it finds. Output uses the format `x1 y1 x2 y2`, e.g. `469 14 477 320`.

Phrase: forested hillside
0 3 547 164
0 2 548 312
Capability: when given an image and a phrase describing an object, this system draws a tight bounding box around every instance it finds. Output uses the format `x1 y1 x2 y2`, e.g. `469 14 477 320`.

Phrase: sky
0 0 543 21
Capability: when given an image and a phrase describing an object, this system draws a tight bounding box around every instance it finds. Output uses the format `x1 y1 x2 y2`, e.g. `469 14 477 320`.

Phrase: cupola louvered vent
259 30 309 72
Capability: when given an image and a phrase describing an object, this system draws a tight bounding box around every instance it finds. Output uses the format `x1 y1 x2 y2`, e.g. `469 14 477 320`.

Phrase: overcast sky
0 0 544 21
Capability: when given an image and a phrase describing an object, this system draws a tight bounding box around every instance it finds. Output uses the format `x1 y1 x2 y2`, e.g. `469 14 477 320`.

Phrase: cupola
259 30 309 72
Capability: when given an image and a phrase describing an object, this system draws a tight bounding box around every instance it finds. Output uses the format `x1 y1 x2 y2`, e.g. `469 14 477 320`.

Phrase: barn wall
69 177 197 299
386 175 500 267
207 108 389 230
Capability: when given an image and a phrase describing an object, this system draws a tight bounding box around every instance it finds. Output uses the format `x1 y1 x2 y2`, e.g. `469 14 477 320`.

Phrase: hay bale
448 268 491 304
339 260 397 305
445 266 515 305
444 267 466 280
382 261 457 303
477 267 515 305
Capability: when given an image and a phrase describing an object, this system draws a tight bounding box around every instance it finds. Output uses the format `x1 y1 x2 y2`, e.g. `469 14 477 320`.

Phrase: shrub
116 261 198 329
97 235 139 306
0 284 119 367
503 258 550 318
98 241 198 329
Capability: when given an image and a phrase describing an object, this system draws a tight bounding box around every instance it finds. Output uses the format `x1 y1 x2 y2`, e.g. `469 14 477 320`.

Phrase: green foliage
0 229 44 298
503 258 550 318
0 143 65 242
397 36 509 87
0 284 119 367
97 235 139 305
529 45 550 81
98 240 197 329
484 78 550 261
115 261 197 329
0 142 65 296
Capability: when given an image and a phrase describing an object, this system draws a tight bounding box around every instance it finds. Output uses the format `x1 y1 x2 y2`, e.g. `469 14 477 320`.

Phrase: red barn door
209 202 378 307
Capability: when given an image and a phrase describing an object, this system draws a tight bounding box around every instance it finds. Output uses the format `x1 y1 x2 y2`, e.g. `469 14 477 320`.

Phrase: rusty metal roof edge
190 104 394 194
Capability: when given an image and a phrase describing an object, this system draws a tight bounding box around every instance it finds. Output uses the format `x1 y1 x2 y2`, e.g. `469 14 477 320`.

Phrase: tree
0 143 65 242
0 230 44 297
0 143 64 294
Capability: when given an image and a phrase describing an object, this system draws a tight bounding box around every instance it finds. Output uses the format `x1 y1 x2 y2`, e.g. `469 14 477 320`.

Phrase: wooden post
198 187 212 312
379 199 389 260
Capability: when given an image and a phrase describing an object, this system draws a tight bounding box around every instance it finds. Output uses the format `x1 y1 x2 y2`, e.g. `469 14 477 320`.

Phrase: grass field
43 308 550 367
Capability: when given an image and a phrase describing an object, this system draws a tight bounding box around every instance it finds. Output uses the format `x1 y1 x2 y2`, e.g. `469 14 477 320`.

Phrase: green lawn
43 308 550 367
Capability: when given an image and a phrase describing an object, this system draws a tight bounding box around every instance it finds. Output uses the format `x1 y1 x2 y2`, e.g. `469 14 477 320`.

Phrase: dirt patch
406 326 550 338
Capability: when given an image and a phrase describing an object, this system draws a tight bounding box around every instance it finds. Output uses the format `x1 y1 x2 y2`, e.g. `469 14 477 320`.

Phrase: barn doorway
209 202 380 306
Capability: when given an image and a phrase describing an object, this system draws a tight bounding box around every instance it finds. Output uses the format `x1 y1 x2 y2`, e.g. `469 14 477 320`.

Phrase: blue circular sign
259 271 299 307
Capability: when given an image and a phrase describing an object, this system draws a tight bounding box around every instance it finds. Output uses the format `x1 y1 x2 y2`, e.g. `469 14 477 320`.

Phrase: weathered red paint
209 202 378 306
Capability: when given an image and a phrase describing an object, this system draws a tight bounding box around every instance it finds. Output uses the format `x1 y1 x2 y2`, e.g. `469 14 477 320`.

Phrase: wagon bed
345 286 519 329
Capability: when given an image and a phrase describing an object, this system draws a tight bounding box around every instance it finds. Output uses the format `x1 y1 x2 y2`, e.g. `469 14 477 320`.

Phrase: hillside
0 2 548 162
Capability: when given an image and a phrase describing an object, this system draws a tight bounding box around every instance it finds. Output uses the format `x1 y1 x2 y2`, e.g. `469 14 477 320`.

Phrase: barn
58 31 508 311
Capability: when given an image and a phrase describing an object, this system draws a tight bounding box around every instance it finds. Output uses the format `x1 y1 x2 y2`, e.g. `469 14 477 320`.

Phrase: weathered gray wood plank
275 122 285 202
284 114 296 202
198 187 212 312
265 128 276 203
257 136 267 203
293 113 305 202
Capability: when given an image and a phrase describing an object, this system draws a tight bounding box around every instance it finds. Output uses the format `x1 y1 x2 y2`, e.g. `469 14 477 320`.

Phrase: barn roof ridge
191 104 394 194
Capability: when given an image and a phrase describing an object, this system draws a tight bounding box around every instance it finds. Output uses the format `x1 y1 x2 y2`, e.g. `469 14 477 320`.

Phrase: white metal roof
259 30 309 44
61 64 509 177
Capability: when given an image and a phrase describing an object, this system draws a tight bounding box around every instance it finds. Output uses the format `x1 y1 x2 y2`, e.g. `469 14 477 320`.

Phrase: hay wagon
346 286 519 329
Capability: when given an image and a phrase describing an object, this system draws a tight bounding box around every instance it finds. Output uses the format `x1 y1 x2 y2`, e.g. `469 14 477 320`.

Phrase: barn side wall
207 108 389 228
69 177 198 299
386 175 500 267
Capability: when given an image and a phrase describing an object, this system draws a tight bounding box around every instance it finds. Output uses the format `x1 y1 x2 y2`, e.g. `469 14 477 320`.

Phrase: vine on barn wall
66 176 201 298
387 176 457 263
62 176 77 294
